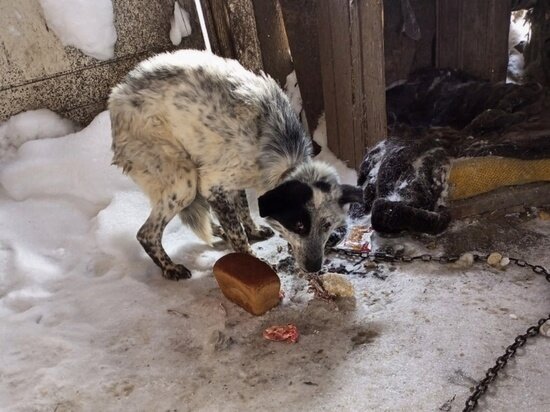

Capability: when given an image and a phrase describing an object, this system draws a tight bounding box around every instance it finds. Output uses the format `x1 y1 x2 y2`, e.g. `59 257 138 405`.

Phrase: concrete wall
0 0 205 125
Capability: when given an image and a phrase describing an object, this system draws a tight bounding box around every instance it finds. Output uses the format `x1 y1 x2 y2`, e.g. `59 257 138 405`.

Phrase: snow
1 110 549 411
169 1 192 46
285 71 303 119
0 113 130 204
0 109 79 161
38 0 117 60
313 114 357 185
507 11 531 83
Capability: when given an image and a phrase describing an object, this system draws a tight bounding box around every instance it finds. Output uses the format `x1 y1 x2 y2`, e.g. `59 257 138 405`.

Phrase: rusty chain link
330 247 550 411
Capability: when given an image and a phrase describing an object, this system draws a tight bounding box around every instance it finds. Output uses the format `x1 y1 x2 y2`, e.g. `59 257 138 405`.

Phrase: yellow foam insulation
448 156 550 200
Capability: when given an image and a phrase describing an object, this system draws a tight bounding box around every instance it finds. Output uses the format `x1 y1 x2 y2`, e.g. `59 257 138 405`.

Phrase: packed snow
170 1 193 46
0 109 79 161
38 0 117 60
1 108 549 410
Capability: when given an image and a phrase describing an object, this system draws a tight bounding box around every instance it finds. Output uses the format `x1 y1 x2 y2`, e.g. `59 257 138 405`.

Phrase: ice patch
38 0 117 60
169 1 192 46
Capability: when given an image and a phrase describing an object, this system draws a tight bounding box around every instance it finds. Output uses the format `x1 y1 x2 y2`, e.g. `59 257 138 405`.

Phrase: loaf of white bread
213 253 281 316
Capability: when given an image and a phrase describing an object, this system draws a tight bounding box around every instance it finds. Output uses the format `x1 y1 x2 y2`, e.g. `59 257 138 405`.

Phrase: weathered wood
318 0 387 169
450 183 550 219
330 2 355 165
251 0 293 87
384 0 436 86
198 0 224 55
317 0 338 156
205 0 263 72
359 0 387 154
226 0 263 72
436 0 511 82
524 0 550 86
279 0 324 134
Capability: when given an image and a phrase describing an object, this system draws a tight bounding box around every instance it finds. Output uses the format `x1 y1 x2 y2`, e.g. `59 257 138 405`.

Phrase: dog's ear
339 184 363 205
258 180 313 218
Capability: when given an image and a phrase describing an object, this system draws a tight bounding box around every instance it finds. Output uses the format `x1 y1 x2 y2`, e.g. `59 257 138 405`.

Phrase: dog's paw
212 224 228 241
247 225 275 241
163 264 192 281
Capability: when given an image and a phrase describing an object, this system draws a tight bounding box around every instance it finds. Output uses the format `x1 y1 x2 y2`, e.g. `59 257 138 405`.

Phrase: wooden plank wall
436 0 512 82
279 0 325 135
318 0 387 169
252 0 293 87
201 0 263 72
384 0 436 86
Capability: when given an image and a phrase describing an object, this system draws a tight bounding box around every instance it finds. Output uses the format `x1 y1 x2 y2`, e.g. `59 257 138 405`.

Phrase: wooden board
251 0 293 86
203 0 263 72
450 183 550 219
279 0 324 134
318 0 387 169
436 0 511 82
383 0 436 86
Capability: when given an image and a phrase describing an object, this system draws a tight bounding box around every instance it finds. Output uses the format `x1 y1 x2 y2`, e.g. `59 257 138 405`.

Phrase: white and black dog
109 50 362 280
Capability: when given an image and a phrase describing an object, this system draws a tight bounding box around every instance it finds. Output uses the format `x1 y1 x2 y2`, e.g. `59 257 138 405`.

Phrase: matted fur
109 50 361 279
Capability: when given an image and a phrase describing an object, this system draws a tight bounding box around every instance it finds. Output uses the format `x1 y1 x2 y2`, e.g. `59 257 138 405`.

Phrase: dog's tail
371 199 451 235
179 194 214 245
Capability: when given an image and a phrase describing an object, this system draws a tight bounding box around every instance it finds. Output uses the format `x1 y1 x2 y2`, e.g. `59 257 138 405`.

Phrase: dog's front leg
233 190 274 241
208 187 251 254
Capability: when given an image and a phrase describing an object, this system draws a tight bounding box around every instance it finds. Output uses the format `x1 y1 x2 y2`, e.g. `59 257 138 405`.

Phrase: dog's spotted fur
109 50 361 279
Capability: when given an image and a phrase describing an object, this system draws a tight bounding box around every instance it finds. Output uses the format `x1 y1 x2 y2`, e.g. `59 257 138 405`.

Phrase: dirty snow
169 1 192 46
38 0 117 60
1 111 549 411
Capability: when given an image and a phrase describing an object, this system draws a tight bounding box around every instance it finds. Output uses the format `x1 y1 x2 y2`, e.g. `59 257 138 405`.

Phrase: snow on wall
169 1 192 46
0 109 79 161
38 0 117 60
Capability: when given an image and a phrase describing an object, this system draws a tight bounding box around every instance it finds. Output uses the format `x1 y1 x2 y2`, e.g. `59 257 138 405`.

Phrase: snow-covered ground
1 110 549 412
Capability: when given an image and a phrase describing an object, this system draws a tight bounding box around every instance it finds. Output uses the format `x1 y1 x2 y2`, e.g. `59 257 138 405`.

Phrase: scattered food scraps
487 252 510 269
500 257 510 267
320 273 355 298
336 225 372 253
540 320 550 337
263 324 299 343
307 275 335 301
166 309 189 318
453 253 474 269
487 252 503 267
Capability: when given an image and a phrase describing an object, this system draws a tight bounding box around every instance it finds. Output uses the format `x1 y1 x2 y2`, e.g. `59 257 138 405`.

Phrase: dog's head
258 162 362 273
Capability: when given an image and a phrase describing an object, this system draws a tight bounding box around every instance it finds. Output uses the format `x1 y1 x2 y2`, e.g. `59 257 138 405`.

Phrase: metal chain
330 247 550 411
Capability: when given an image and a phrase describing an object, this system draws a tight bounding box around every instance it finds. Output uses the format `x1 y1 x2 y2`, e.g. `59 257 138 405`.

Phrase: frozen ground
0 111 549 412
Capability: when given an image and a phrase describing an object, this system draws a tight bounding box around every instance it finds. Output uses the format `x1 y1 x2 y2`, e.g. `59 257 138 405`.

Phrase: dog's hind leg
132 157 199 280
138 203 192 280
207 187 251 253
233 190 274 241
